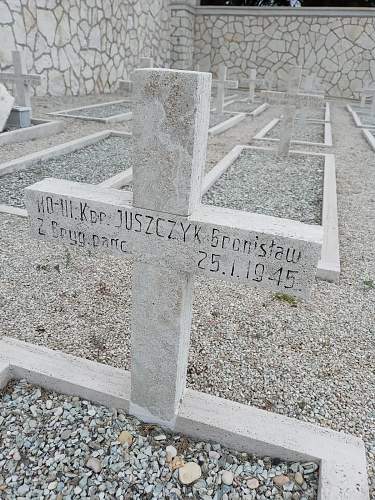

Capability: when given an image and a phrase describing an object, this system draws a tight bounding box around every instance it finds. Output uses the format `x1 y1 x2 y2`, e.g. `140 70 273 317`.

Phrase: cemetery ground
0 93 374 498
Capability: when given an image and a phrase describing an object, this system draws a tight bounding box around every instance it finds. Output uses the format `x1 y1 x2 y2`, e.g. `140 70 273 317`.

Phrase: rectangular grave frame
202 145 340 282
0 129 132 218
346 104 375 129
253 117 333 148
47 99 133 123
0 118 64 146
0 337 369 500
296 102 331 124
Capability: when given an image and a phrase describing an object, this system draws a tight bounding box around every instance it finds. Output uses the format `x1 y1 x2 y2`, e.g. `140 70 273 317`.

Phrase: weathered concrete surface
0 82 14 131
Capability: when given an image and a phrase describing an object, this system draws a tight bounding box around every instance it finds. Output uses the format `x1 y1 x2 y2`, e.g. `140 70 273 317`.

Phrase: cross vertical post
139 57 154 68
130 69 211 427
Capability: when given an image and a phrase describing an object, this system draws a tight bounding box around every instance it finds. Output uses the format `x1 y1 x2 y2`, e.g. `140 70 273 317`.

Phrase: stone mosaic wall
170 6 195 70
0 0 171 96
178 10 375 98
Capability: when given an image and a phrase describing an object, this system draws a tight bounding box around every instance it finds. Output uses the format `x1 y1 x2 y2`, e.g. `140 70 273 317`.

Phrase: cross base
0 338 369 500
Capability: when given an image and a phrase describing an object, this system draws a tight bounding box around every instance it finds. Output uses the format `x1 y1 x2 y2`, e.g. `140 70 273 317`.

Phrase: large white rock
0 83 15 132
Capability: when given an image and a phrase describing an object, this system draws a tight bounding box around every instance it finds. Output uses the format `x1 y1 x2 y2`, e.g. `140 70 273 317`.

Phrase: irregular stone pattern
0 0 170 96
172 10 375 99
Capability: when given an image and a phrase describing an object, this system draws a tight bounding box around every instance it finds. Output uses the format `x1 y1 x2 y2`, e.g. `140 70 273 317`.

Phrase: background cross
0 51 41 107
212 64 238 113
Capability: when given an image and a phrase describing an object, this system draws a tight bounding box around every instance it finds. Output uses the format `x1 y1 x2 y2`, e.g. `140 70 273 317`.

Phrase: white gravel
0 96 374 496
202 149 324 225
0 379 319 499
267 121 324 144
0 136 132 208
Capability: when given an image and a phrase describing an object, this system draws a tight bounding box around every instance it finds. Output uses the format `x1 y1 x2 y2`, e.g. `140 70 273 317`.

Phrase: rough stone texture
0 0 171 96
171 9 375 99
0 83 15 132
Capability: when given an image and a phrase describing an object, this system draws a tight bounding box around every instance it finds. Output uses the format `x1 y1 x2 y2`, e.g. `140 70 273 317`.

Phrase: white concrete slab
0 338 369 500
0 118 64 146
0 83 15 132
362 128 375 151
208 113 246 136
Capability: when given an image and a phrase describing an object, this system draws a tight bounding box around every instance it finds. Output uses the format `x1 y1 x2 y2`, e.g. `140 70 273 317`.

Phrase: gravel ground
0 135 132 208
202 150 324 225
210 112 237 128
295 107 326 122
267 121 324 144
0 380 319 499
355 111 375 128
60 102 132 119
0 96 374 496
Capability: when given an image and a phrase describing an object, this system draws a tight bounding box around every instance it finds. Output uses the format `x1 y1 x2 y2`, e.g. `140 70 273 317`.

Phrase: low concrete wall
171 5 375 98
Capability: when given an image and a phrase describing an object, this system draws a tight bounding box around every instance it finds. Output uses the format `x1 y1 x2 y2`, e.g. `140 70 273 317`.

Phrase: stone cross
24 69 322 429
302 73 323 95
0 51 41 107
262 67 324 156
248 68 257 103
212 64 238 113
358 81 375 114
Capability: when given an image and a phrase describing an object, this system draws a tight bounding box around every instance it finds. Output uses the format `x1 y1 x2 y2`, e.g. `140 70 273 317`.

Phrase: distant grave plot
208 111 246 136
0 131 131 214
296 102 331 123
346 104 375 129
203 148 323 226
0 118 64 146
49 99 132 123
202 145 339 282
254 118 333 148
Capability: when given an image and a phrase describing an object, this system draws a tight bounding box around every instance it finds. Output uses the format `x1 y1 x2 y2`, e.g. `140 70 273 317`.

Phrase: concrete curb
362 128 375 151
0 204 28 218
48 99 133 123
254 116 333 148
203 145 340 282
0 119 64 146
98 167 133 189
208 113 246 136
0 338 369 500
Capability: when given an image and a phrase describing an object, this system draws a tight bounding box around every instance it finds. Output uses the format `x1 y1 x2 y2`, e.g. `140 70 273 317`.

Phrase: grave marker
212 64 238 113
0 51 41 108
24 69 322 427
262 67 324 156
139 57 154 68
358 83 375 117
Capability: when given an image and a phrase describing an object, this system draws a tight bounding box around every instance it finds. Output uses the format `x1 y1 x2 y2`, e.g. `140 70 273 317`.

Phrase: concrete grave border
253 117 333 148
48 99 132 123
0 337 369 500
362 128 375 151
346 104 375 129
0 130 132 218
202 145 340 282
208 112 246 136
223 98 270 117
297 102 331 124
0 118 64 146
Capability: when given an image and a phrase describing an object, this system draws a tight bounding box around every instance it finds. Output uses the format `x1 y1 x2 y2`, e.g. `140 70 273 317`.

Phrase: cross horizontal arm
262 90 324 109
24 178 322 300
